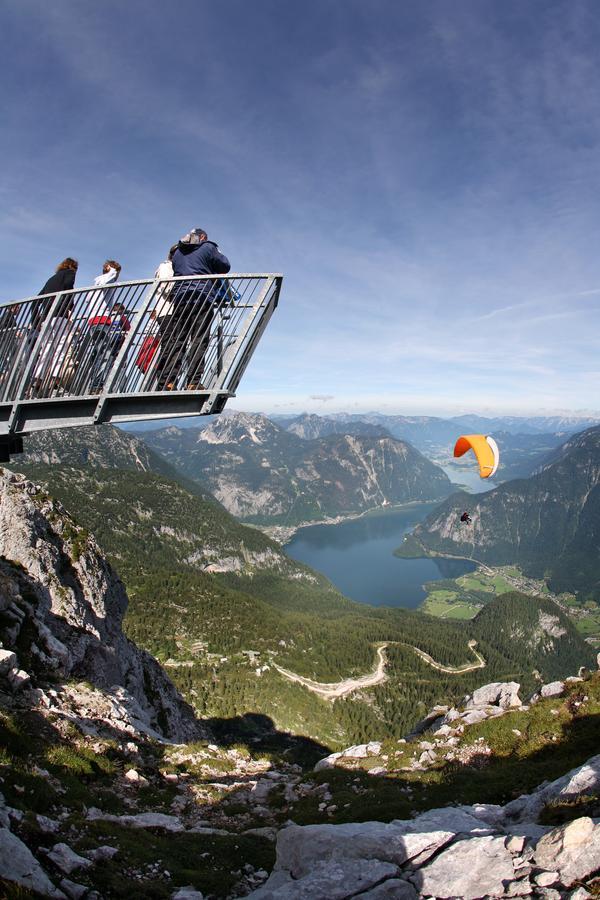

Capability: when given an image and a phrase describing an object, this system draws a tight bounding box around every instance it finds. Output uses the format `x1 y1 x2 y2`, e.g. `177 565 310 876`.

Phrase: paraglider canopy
453 434 499 479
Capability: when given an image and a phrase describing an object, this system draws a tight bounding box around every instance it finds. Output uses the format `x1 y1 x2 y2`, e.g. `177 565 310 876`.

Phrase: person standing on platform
157 228 230 390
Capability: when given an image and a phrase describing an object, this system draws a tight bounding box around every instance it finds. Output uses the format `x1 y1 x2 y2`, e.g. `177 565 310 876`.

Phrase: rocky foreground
252 754 600 899
0 470 599 898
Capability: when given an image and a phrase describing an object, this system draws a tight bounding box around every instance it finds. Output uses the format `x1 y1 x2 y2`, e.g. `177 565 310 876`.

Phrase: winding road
410 639 486 674
274 639 486 700
273 643 390 700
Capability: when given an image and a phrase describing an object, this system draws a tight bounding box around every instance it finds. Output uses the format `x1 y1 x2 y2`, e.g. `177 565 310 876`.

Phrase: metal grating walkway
0 273 281 457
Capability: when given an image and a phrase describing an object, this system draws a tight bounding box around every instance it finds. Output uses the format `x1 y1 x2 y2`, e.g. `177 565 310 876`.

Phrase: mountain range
281 414 570 483
135 412 453 524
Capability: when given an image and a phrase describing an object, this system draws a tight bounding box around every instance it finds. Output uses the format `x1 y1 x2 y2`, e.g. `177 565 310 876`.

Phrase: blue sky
2 0 600 416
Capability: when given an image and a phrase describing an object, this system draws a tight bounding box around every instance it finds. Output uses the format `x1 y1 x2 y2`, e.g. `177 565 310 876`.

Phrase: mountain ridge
136 412 453 524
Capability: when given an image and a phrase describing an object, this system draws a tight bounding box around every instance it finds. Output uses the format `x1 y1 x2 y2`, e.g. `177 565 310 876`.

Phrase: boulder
346 741 381 758
314 741 382 771
404 807 495 837
60 879 88 899
355 879 417 899
274 821 449 874
467 681 521 709
314 753 342 772
251 779 276 802
462 709 490 725
535 871 559 887
47 843 92 875
0 826 64 897
36 814 60 834
413 835 515 899
87 845 118 862
541 681 565 699
534 817 600 887
502 754 600 824
0 649 17 675
7 667 30 690
248 859 398 899
124 768 149 786
261 806 493 888
86 807 184 832
172 888 204 900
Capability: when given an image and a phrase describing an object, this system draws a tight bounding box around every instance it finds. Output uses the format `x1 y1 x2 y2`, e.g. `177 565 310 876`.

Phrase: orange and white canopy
453 434 500 479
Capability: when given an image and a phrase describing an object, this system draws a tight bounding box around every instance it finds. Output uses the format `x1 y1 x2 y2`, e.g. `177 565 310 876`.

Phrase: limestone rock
462 709 490 725
86 807 184 831
36 814 60 834
172 888 204 900
0 649 17 674
262 806 492 889
0 826 64 897
535 871 559 887
466 681 521 709
314 741 382 771
7 667 31 690
355 879 417 899
124 768 149 786
87 845 118 862
534 817 600 886
502 754 600 823
0 470 198 742
414 835 515 899
47 843 93 875
60 878 88 899
540 681 565 698
504 876 533 896
314 753 341 772
248 858 398 899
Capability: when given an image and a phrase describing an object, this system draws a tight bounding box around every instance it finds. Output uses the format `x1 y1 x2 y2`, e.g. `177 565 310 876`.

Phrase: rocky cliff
0 468 197 741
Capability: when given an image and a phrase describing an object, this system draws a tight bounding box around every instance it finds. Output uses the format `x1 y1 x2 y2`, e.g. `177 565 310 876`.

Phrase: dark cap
180 227 207 245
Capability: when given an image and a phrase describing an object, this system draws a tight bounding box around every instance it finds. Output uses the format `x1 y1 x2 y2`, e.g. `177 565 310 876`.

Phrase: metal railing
0 274 281 437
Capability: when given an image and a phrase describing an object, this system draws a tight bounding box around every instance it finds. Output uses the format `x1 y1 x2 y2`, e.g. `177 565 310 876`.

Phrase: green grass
575 610 600 639
420 592 480 620
457 573 495 592
286 674 600 827
74 821 275 899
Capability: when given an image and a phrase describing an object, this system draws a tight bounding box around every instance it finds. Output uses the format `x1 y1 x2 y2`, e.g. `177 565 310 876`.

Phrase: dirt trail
273 643 389 700
410 639 486 674
274 640 486 700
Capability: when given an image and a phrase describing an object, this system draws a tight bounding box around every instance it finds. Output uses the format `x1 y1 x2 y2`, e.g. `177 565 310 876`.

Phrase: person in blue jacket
156 228 230 390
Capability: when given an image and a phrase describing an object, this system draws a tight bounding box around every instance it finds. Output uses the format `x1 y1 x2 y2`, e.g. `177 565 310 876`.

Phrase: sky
2 0 600 417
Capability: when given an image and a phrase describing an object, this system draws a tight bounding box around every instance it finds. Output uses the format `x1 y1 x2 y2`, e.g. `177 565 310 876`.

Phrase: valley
16 419 598 750
2 412 600 898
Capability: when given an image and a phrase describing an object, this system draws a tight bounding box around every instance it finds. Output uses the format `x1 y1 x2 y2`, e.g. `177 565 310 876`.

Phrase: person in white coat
151 245 181 388
77 260 122 393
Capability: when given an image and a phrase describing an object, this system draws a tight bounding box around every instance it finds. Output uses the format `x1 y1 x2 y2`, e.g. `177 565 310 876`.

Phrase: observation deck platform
0 273 281 459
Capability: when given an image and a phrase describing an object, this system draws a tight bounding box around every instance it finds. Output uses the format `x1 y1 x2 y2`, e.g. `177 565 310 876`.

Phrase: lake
285 502 476 609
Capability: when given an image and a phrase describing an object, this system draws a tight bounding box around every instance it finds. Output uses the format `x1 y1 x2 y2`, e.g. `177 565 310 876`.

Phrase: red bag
136 335 159 373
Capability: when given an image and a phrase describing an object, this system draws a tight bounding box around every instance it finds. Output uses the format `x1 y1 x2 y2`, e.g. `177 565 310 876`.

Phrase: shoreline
246 499 442 545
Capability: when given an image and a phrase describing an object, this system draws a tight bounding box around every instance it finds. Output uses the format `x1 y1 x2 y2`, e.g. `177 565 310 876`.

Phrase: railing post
208 276 275 398
7 292 65 434
92 279 160 423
